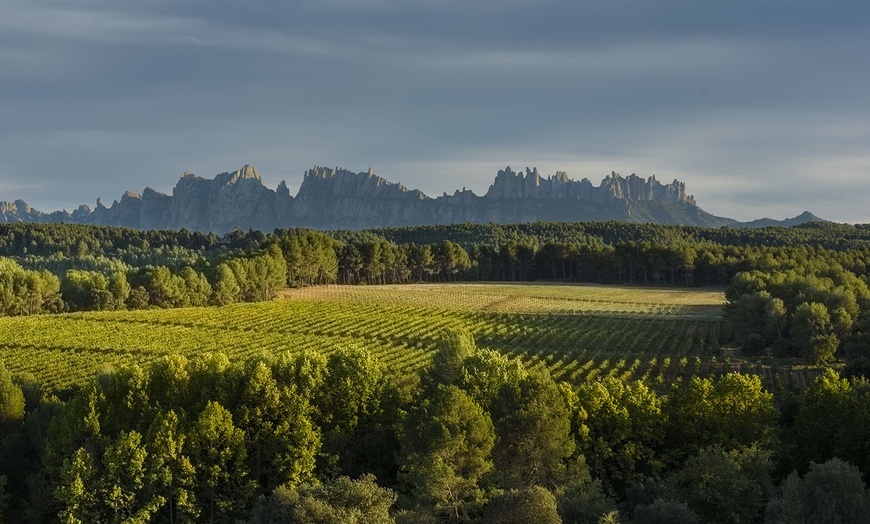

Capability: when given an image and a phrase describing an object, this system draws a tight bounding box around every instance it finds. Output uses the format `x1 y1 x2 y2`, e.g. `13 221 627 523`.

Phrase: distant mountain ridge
0 165 825 232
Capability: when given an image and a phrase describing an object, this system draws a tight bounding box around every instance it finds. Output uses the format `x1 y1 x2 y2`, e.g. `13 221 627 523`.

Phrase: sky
1 0 869 222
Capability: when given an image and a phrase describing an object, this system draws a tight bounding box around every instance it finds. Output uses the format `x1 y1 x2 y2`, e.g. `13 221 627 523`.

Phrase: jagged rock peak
298 165 425 200
0 200 29 216
276 180 291 197
239 164 259 179
485 166 695 204
213 165 263 187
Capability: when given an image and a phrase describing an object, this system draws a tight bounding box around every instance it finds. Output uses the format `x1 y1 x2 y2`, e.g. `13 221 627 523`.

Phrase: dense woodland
1 332 869 522
2 220 870 292
2 221 870 521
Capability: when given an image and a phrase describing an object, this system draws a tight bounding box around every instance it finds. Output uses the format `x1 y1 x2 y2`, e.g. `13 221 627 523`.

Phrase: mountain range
0 165 824 233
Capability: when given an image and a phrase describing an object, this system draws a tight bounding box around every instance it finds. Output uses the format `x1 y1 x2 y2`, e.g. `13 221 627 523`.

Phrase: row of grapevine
283 283 723 318
0 285 818 394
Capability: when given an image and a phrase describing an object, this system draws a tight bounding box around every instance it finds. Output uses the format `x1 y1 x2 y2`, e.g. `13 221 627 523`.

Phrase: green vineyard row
0 288 818 394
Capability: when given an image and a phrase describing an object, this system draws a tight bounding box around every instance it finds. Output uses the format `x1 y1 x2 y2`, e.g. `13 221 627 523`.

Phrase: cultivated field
0 283 816 393
281 282 725 318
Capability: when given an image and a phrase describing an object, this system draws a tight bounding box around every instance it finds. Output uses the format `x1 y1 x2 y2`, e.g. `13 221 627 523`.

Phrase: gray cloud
1 0 869 223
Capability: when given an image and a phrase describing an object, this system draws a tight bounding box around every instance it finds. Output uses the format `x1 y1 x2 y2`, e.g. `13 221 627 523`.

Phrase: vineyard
280 282 726 317
0 283 820 393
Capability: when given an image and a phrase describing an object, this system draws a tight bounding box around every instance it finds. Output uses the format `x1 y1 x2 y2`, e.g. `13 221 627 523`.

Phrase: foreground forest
1 332 869 522
1 221 870 522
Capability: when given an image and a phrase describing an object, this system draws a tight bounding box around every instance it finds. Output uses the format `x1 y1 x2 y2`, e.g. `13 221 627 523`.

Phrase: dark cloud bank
1 0 869 222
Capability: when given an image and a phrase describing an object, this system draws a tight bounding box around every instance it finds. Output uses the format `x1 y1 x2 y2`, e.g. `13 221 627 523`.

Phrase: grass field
0 283 817 394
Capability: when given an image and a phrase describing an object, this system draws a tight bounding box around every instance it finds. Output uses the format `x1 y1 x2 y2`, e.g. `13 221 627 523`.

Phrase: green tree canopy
632 499 699 524
664 373 778 462
480 485 562 524
662 445 772 524
188 401 256 522
770 459 870 524
399 385 495 522
791 301 840 365
489 372 575 489
576 378 664 496
0 361 25 428
250 474 397 524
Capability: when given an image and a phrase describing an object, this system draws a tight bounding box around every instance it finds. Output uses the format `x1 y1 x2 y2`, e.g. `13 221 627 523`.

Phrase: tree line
722 257 870 373
4 221 870 316
1 332 868 523
0 244 287 315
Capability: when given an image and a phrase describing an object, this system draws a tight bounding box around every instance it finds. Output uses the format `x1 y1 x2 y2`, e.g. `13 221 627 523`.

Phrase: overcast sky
1 0 869 222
